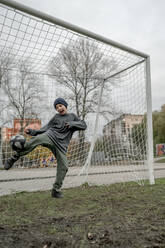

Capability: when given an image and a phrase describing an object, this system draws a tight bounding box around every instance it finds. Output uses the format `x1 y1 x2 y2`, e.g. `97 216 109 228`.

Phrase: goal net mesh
0 1 151 189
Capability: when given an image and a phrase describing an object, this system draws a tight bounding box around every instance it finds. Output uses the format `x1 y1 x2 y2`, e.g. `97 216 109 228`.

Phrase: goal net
0 0 154 189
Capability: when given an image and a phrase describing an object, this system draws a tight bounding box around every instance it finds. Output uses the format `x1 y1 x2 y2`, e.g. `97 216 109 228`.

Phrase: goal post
0 0 155 186
145 57 155 184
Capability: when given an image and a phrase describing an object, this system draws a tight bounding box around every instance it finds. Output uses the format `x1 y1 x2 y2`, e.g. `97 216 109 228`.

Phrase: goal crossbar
0 0 149 59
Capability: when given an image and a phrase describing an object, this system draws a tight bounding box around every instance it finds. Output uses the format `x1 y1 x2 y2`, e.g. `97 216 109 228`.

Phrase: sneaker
51 189 63 198
4 154 19 170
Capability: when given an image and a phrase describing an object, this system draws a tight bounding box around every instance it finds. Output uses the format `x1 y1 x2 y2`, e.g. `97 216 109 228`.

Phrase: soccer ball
10 134 26 151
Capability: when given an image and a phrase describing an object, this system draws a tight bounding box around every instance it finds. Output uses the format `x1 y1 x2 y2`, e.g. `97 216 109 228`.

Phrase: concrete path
0 163 164 196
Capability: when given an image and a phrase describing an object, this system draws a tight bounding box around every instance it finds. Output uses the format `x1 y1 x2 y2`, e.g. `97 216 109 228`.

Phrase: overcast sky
15 0 165 111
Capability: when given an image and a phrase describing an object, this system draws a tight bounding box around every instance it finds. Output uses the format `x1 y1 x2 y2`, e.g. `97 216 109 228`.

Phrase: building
102 114 144 160
103 114 144 137
2 118 41 141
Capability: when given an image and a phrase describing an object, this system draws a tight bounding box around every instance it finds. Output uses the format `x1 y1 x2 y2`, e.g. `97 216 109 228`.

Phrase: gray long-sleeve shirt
33 113 87 153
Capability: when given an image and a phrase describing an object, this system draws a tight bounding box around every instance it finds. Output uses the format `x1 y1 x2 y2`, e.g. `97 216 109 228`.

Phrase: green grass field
0 179 165 248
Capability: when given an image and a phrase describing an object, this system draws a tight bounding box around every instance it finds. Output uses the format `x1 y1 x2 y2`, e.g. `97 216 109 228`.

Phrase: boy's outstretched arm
26 124 49 136
25 116 55 136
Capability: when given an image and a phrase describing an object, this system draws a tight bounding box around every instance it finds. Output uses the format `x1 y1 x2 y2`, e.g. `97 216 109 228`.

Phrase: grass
155 158 165 163
0 178 165 248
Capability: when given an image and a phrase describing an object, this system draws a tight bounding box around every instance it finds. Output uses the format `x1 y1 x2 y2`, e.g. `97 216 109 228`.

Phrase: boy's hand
65 122 70 129
25 129 31 134
25 129 37 136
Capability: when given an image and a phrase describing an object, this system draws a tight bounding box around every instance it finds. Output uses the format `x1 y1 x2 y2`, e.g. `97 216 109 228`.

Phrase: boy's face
56 104 67 115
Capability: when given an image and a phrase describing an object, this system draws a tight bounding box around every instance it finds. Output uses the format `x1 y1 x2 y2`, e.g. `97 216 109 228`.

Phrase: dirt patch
0 179 165 248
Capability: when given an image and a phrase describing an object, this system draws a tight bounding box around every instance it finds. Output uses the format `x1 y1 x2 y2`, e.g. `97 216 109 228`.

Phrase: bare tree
49 39 119 121
2 59 45 134
0 48 46 134
0 49 15 87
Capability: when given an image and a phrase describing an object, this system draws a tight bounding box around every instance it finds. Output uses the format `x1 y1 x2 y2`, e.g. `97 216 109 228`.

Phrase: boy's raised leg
4 133 49 170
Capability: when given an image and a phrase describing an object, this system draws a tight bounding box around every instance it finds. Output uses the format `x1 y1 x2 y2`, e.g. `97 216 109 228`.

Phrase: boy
4 98 87 198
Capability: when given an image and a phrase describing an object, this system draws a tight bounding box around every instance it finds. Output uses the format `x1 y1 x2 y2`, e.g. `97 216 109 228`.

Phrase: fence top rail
0 0 149 59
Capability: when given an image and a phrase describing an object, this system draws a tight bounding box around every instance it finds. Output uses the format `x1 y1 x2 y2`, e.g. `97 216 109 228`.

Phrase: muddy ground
0 179 165 248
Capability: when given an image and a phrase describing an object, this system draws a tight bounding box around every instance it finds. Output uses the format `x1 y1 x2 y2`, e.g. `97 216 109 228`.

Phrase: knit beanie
54 98 68 109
